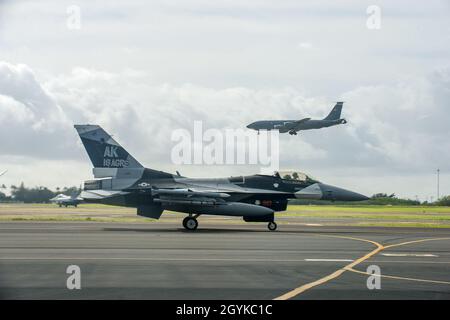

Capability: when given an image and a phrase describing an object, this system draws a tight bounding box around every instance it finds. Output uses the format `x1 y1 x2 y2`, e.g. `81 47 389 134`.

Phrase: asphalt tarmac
0 221 449 299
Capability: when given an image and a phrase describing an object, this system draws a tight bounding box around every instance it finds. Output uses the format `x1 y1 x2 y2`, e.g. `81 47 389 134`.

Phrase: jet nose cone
318 183 369 202
350 192 370 201
246 123 253 129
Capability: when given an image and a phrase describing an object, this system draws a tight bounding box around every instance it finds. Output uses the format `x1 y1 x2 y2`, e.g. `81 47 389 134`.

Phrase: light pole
437 169 440 201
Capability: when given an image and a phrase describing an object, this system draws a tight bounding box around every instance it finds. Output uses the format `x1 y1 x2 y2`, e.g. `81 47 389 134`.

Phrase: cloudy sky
0 0 449 200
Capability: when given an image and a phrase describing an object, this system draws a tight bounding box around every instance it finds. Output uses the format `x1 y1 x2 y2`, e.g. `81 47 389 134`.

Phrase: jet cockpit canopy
275 170 320 183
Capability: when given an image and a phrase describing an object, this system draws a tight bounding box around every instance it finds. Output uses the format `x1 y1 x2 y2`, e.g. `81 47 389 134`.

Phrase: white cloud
297 42 313 49
2 1 449 96
0 62 73 158
1 61 449 201
0 0 449 200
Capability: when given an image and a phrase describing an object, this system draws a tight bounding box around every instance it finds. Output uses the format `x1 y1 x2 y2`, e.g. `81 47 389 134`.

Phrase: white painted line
0 257 356 263
365 260 450 264
0 257 309 262
381 253 438 257
304 259 354 262
305 224 323 226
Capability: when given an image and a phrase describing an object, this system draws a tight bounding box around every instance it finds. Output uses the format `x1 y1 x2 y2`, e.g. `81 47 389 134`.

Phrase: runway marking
304 259 353 262
0 257 316 263
384 237 450 249
274 235 384 300
274 236 450 300
347 267 450 285
381 253 437 257
368 260 450 264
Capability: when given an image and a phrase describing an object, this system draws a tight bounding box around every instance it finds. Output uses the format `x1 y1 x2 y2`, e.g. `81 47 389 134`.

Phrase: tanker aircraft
247 102 347 135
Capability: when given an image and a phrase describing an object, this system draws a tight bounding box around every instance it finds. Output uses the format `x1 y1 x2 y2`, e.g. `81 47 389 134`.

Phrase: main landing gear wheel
183 217 198 231
268 221 277 231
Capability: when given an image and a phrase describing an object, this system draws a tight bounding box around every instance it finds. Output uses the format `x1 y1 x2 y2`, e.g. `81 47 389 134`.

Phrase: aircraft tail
323 102 344 120
74 125 143 169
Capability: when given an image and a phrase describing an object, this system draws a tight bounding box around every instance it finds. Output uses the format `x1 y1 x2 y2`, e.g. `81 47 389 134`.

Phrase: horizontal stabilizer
80 190 130 200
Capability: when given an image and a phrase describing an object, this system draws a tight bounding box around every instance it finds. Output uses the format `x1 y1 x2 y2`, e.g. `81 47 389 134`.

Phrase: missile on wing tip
153 189 230 198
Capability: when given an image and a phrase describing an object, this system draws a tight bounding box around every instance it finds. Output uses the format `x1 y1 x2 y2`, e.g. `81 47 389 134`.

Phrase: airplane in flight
74 124 368 231
50 193 83 207
246 102 347 135
0 170 7 177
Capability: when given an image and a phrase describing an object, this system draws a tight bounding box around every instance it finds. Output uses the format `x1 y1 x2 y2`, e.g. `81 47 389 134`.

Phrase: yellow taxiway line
274 236 450 300
346 267 450 285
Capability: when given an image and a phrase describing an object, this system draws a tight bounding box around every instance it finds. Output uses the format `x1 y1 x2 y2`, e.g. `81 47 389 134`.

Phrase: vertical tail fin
323 102 344 120
74 125 143 169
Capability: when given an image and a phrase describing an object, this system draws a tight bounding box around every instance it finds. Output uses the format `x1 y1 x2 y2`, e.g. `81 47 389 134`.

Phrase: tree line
290 193 450 206
0 183 81 203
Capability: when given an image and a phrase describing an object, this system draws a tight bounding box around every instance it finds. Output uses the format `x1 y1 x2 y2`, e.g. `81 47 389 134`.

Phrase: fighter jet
50 193 83 207
247 102 347 135
74 124 368 231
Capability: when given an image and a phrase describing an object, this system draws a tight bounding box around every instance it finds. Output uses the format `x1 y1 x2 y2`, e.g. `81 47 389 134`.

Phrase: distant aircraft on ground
50 193 83 207
247 102 347 135
73 124 368 231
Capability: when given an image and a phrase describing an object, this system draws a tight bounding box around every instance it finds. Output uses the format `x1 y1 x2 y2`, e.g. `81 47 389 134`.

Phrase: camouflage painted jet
74 125 368 231
247 102 347 135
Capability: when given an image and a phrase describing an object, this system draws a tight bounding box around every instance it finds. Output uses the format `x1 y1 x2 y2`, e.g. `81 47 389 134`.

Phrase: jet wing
279 118 311 133
152 185 291 206
0 170 7 177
